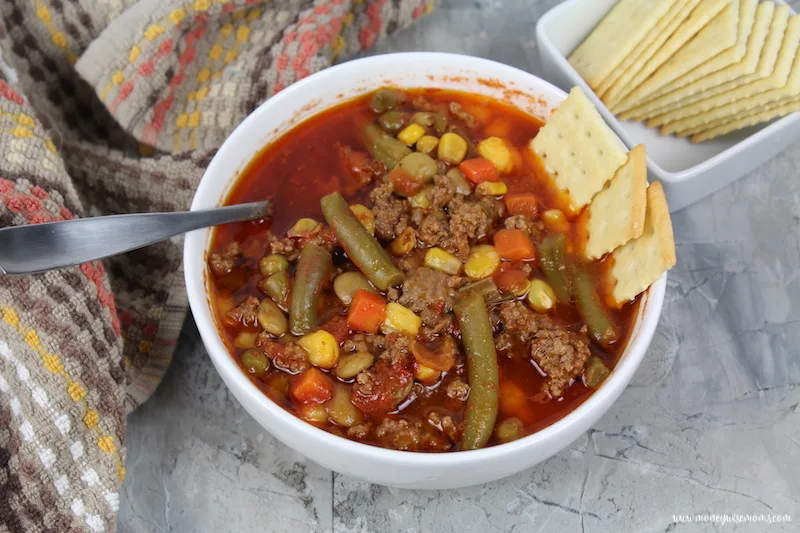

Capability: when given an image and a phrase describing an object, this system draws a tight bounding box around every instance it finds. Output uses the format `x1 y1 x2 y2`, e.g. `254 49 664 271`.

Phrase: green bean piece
458 278 512 305
360 124 411 169
260 270 291 309
378 110 409 134
259 254 289 277
411 111 435 127
455 292 500 451
538 233 572 303
494 417 523 443
289 243 332 335
320 192 405 291
370 88 407 114
397 152 438 183
573 265 618 347
584 356 611 389
241 348 270 374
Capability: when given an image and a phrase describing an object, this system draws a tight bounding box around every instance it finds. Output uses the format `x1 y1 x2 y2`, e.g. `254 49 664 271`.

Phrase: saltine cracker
608 0 730 111
568 0 676 89
615 0 740 111
596 0 693 96
582 145 647 260
530 87 627 211
608 182 676 306
658 14 800 135
622 1 774 122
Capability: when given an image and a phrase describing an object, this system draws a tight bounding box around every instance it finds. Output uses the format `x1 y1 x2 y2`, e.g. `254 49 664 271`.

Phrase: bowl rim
535 0 800 183
184 51 666 467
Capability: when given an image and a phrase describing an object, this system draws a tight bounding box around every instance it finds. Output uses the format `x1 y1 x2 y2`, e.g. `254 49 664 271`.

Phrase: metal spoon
0 200 271 275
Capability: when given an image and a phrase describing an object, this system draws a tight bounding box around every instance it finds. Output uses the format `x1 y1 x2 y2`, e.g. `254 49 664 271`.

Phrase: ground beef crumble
398 267 455 325
428 411 460 443
369 177 411 240
445 378 470 401
374 418 452 451
498 302 590 398
227 296 259 327
257 335 310 374
209 242 240 276
504 214 544 243
427 174 456 208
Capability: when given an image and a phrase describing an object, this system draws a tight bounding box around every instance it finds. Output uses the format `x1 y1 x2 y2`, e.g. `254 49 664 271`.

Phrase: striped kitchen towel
0 1 433 531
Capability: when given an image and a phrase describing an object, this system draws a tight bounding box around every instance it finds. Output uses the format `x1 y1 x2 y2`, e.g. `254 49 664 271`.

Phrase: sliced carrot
290 368 334 405
459 157 499 184
347 289 387 333
493 229 536 261
504 193 539 219
388 167 422 197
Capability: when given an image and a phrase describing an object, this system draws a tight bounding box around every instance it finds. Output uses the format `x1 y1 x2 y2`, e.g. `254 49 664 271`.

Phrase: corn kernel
464 245 501 280
409 185 432 209
438 132 468 164
477 136 514 173
542 209 568 232
382 302 422 335
475 181 508 196
416 135 439 154
424 247 462 275
527 279 556 313
389 227 416 256
288 218 321 238
350 204 375 235
414 363 441 385
298 330 340 369
397 123 426 146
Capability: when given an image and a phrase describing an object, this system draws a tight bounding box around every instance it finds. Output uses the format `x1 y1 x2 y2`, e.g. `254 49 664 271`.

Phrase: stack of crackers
569 0 800 143
529 87 676 305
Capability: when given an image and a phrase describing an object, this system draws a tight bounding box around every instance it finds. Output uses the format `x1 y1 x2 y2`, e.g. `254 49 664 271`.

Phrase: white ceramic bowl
184 52 666 489
537 0 800 212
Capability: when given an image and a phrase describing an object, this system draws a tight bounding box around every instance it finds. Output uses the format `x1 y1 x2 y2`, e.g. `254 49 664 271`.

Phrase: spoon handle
0 200 270 275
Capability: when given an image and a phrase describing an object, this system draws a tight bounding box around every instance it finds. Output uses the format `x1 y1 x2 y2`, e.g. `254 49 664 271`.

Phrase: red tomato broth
209 89 640 450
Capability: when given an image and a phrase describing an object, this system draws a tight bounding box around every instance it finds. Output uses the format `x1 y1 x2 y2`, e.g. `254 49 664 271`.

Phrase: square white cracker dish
530 87 628 212
608 0 731 111
620 3 791 122
600 0 703 103
595 0 693 97
657 14 800 135
690 97 800 142
568 0 678 89
582 144 647 260
608 182 676 306
615 0 741 111
622 1 774 122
